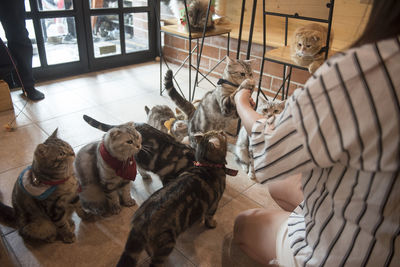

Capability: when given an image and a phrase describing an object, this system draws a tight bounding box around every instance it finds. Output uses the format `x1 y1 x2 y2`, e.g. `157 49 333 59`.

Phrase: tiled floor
0 61 280 267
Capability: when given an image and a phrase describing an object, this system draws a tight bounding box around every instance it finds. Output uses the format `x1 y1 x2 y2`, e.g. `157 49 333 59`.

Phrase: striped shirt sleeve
250 89 315 184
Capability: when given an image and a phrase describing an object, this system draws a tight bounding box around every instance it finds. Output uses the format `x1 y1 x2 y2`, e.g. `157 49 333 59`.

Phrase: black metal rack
157 0 231 102
256 0 335 102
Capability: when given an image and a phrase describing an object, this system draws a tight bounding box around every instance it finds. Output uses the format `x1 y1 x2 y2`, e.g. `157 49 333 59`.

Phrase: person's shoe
25 87 45 101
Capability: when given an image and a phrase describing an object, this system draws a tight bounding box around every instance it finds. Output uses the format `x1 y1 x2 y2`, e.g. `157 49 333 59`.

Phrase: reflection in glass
36 0 74 11
25 20 41 67
0 20 40 67
89 0 118 9
41 17 79 65
25 0 31 12
123 0 148 8
124 13 149 53
91 15 121 58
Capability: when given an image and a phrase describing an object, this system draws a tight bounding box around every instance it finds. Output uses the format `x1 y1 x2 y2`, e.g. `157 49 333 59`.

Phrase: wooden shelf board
264 46 338 68
161 24 231 39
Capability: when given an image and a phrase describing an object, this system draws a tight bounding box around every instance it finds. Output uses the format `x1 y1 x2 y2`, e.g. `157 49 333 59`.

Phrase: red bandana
99 142 137 181
193 161 238 176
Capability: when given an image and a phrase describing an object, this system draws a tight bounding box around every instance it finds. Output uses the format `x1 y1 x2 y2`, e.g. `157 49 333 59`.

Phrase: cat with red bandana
74 122 142 216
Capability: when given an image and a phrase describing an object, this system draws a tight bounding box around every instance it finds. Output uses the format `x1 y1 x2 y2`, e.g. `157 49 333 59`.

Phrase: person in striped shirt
232 0 400 266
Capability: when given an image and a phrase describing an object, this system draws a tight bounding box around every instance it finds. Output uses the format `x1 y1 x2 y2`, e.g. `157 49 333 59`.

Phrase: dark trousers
0 0 34 88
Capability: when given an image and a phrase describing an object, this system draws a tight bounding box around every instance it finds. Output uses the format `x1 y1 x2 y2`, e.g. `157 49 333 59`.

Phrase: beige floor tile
242 182 282 210
13 91 95 123
37 106 122 148
138 248 195 267
0 104 33 129
175 194 263 267
4 205 138 267
0 165 28 236
0 124 48 172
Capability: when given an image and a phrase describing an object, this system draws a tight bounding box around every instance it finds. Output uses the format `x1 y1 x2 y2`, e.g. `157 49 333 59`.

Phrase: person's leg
268 173 303 211
233 208 290 266
0 0 44 100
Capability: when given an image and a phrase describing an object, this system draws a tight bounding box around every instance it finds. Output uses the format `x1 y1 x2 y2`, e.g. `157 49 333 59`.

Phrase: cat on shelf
291 23 331 74
162 0 214 32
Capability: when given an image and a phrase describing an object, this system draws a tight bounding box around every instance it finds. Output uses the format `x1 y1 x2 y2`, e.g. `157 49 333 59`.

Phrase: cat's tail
0 202 16 226
82 115 115 132
164 70 196 119
117 229 145 267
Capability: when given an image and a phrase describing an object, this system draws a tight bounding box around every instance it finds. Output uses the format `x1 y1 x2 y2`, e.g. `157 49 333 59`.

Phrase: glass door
84 0 156 70
0 0 156 82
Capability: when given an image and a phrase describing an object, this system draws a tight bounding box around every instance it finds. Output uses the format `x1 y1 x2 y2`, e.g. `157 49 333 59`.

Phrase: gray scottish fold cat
74 122 142 216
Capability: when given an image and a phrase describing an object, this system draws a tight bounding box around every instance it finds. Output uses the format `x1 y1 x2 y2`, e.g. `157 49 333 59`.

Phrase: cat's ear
125 122 135 128
226 56 236 64
243 59 256 67
109 128 121 139
36 144 48 156
193 132 204 144
279 100 286 109
145 106 150 115
49 128 58 139
312 35 320 42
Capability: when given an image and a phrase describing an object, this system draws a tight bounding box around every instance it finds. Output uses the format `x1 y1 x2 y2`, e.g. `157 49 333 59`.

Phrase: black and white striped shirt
250 36 400 266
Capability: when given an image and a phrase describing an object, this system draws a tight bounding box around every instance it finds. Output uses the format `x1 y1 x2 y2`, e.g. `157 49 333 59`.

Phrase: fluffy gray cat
74 122 142 216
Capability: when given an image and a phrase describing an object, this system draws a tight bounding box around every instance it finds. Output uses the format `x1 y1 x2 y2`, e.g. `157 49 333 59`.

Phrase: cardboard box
0 80 13 112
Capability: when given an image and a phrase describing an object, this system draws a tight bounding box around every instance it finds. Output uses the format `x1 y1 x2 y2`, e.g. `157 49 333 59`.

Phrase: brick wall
162 34 310 99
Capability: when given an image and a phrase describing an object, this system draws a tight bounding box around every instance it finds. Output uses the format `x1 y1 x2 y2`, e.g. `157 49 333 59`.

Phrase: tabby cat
117 130 233 267
74 122 142 216
162 0 214 32
291 23 329 74
82 115 195 186
165 57 255 147
144 105 188 142
234 98 285 180
0 129 86 243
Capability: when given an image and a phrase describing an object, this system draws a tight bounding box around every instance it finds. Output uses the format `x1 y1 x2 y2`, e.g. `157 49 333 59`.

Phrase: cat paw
60 232 76 243
122 198 136 207
109 203 122 215
240 78 255 90
205 218 217 228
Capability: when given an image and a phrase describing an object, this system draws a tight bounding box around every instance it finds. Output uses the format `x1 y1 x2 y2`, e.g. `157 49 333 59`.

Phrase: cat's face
105 123 142 160
34 129 75 177
293 31 324 57
194 131 227 164
225 57 254 85
257 99 286 118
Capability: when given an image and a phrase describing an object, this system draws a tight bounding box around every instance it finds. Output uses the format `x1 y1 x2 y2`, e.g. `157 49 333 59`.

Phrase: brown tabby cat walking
117 131 235 267
0 129 86 243
291 23 329 74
